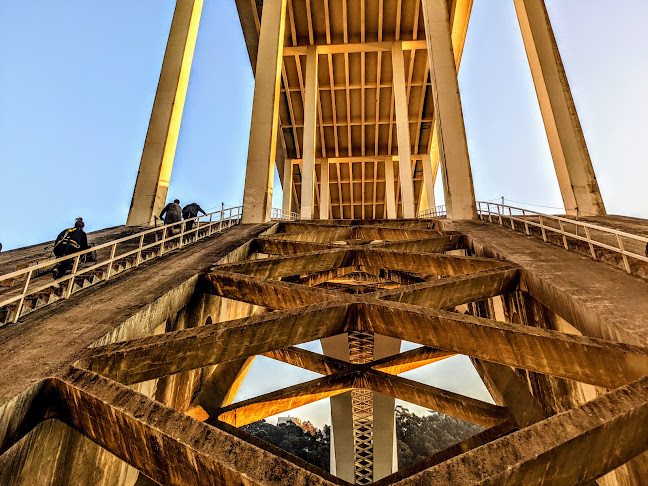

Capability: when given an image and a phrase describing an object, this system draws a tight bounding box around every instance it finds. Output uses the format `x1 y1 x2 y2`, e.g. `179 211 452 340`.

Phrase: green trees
241 420 330 472
395 405 484 468
240 406 484 473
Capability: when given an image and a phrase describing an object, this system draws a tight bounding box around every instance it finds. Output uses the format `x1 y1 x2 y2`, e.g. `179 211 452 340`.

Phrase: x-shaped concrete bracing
14 221 648 486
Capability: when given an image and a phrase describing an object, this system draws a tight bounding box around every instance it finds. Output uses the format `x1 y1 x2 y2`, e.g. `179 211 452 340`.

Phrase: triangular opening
397 355 495 404
231 355 322 403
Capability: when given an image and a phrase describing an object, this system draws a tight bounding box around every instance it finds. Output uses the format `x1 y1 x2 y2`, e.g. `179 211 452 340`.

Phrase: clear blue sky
0 1 646 427
1 1 647 250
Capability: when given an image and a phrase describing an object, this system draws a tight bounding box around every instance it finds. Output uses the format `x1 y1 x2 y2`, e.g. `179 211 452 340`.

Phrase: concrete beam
375 268 520 309
263 347 349 376
364 371 508 428
384 158 397 219
77 302 350 385
53 369 344 486
192 357 255 416
361 302 648 389
202 271 335 309
386 375 648 485
514 0 605 217
127 0 203 226
371 346 455 375
216 374 355 427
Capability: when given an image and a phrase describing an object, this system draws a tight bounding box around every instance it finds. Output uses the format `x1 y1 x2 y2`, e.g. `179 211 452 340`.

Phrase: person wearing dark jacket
182 202 206 230
160 199 182 225
52 218 90 279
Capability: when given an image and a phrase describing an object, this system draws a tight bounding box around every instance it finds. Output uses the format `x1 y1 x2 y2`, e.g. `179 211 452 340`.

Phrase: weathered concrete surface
448 219 648 345
361 301 648 388
54 369 348 486
375 267 520 309
0 224 268 406
387 374 648 486
217 374 355 427
364 371 508 427
79 303 351 385
203 271 337 309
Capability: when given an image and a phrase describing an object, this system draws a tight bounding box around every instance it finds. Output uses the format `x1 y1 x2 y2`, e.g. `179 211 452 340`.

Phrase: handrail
0 206 243 323
476 201 648 273
271 208 300 221
417 206 446 218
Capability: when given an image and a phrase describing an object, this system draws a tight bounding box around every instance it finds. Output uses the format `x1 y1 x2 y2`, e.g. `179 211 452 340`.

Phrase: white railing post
539 215 547 242
584 226 596 259
136 234 144 266
616 234 631 273
106 243 117 280
13 269 34 323
558 220 569 250
523 210 530 235
65 255 81 299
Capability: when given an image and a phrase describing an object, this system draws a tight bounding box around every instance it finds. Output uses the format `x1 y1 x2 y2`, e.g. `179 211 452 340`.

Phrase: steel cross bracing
6 219 648 485
348 330 376 484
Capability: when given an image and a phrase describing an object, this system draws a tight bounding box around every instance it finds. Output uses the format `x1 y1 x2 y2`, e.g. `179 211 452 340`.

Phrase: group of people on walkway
50 199 206 279
159 200 206 231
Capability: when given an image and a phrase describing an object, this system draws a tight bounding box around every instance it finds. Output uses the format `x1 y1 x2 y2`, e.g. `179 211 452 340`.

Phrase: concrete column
241 0 287 224
320 161 330 220
282 159 293 214
384 158 397 219
420 154 437 213
300 46 319 220
321 335 355 482
126 0 203 226
391 42 416 219
514 0 605 216
421 0 477 220
372 335 401 480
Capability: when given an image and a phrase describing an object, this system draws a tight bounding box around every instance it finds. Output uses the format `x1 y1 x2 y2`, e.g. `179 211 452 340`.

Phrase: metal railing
476 201 648 273
271 208 300 221
0 206 243 323
417 205 447 219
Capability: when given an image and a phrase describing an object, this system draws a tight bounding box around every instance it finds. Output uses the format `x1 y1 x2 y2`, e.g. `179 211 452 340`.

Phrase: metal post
509 207 515 230
523 210 530 235
106 244 117 280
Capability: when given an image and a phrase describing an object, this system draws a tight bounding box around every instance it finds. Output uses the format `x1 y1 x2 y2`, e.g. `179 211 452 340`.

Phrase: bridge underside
0 218 647 485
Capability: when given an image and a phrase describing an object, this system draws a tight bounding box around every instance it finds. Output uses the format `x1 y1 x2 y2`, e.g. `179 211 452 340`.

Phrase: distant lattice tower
1 1 647 486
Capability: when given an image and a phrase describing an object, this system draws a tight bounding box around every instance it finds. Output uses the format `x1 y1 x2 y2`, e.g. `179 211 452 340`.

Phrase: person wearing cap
52 218 90 279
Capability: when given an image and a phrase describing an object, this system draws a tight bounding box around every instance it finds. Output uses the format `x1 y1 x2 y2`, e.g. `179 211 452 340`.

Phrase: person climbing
52 218 90 279
159 199 182 236
182 202 206 230
159 199 182 225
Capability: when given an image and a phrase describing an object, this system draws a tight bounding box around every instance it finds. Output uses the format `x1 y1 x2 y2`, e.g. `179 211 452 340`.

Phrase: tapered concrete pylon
242 0 287 224
126 0 203 226
421 0 478 220
514 0 606 217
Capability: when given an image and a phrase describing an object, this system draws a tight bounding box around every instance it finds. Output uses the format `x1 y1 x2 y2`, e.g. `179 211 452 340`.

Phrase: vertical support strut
421 0 478 220
282 159 293 214
241 0 287 224
384 158 397 219
391 42 416 219
320 161 330 220
514 0 606 217
301 46 319 220
127 0 203 226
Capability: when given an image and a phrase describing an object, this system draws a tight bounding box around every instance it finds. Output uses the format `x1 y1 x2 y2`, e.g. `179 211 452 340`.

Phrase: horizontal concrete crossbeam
363 302 648 389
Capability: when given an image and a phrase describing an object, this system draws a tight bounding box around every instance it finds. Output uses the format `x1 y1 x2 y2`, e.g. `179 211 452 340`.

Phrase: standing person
52 218 89 279
182 202 206 230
